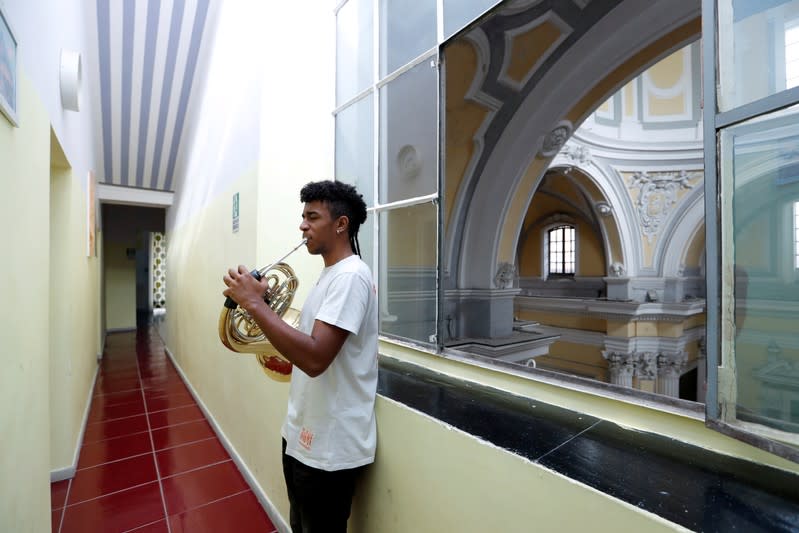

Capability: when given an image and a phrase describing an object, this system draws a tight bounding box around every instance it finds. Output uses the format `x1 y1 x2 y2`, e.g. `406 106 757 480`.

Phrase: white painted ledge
97 183 174 208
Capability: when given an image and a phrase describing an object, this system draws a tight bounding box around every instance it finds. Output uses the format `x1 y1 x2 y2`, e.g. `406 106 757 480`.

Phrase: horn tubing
223 238 307 309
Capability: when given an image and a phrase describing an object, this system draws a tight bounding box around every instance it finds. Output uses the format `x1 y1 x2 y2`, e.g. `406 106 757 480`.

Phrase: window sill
378 334 703 420
375 353 799 531
378 335 799 474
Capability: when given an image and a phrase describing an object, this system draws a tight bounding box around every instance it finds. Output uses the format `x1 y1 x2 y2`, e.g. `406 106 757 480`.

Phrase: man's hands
222 265 270 313
221 264 350 377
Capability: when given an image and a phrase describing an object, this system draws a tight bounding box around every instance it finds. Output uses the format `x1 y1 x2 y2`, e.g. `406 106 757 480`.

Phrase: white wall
0 2 102 530
163 1 334 529
4 0 99 180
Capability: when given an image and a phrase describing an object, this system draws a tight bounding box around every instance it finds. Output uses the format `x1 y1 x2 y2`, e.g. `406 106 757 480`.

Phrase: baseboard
163 345 290 533
50 465 75 483
98 331 107 360
106 327 136 333
51 361 100 482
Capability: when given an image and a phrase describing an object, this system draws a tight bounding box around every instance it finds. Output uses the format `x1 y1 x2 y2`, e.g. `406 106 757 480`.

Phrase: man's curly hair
300 180 368 256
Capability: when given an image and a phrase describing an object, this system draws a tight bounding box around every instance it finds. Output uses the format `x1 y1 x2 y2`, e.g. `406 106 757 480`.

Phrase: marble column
603 351 635 388
656 351 687 398
635 352 658 392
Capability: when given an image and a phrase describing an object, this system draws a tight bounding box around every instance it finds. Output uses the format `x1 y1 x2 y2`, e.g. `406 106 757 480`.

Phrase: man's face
300 200 337 255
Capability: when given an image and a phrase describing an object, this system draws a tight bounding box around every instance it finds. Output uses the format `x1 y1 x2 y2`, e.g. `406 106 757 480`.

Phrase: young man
222 180 378 532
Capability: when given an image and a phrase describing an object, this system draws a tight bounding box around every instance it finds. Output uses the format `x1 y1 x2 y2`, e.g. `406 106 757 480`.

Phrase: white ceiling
94 0 214 192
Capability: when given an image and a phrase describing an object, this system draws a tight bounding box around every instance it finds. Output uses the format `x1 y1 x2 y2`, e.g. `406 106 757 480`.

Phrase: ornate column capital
657 351 688 379
602 351 634 372
635 352 658 381
602 351 635 387
655 351 687 397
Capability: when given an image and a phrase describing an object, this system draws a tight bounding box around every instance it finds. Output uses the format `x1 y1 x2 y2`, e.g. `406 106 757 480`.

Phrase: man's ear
336 215 350 234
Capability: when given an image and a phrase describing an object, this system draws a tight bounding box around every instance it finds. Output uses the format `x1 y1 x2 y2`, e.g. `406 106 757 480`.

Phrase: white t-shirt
281 254 378 471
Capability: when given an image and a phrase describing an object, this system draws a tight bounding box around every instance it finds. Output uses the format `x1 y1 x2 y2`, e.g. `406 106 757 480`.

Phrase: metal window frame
703 0 799 464
334 0 442 346
333 1 799 448
546 225 576 276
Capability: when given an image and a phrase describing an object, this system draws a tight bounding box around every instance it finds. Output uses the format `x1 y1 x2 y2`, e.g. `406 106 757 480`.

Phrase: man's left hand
222 265 269 313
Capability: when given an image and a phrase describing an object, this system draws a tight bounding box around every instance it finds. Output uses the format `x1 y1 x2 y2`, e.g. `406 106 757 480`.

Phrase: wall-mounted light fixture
60 49 82 111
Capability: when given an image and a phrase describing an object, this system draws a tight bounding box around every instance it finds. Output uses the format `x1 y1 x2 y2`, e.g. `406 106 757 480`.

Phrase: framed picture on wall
87 171 97 257
0 6 18 126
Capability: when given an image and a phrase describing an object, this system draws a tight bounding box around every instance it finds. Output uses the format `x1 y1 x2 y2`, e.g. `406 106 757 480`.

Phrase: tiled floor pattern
50 328 277 533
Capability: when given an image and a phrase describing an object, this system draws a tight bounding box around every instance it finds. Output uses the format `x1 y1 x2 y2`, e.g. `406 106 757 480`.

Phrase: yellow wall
49 144 102 472
518 179 606 277
537 342 607 381
104 240 137 330
646 48 687 117
683 223 705 268
0 72 53 533
444 40 490 231
167 168 298 520
516 310 607 332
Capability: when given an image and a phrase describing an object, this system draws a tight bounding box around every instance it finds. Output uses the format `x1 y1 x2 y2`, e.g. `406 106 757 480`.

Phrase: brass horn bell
219 241 305 381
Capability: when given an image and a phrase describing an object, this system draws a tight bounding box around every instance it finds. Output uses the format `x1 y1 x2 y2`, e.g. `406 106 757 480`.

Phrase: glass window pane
795 202 799 268
358 213 375 278
721 104 799 439
379 60 438 203
788 23 799 89
336 95 374 207
717 0 799 111
443 0 501 39
337 0 373 105
379 202 437 343
379 0 436 77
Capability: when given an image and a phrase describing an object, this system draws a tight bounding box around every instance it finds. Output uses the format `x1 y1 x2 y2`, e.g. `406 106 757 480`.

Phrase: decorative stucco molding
595 201 612 216
629 170 700 243
560 143 592 165
397 144 422 180
539 120 573 158
657 351 688 379
495 262 518 289
636 352 658 380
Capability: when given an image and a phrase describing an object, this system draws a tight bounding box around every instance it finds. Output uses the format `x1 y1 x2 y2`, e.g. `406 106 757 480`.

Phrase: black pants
281 439 364 533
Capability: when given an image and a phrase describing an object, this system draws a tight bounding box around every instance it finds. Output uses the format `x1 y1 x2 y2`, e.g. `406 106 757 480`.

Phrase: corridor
49 328 277 533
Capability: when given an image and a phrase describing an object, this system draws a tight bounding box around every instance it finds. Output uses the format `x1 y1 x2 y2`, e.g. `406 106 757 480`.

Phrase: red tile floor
50 328 278 533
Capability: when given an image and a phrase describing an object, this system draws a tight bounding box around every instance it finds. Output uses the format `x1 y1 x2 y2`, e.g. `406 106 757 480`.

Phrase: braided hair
300 180 368 256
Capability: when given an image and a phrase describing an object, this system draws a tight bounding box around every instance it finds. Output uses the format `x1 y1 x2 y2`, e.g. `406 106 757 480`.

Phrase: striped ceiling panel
95 0 211 192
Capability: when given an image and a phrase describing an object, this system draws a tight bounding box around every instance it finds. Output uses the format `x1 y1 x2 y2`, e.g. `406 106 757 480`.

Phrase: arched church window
546 225 576 277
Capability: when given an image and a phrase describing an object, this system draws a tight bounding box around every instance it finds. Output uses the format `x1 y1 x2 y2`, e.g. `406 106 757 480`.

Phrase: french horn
218 239 306 381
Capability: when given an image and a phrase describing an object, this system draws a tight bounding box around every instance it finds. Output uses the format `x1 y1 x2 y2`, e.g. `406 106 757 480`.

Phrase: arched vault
442 0 701 293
